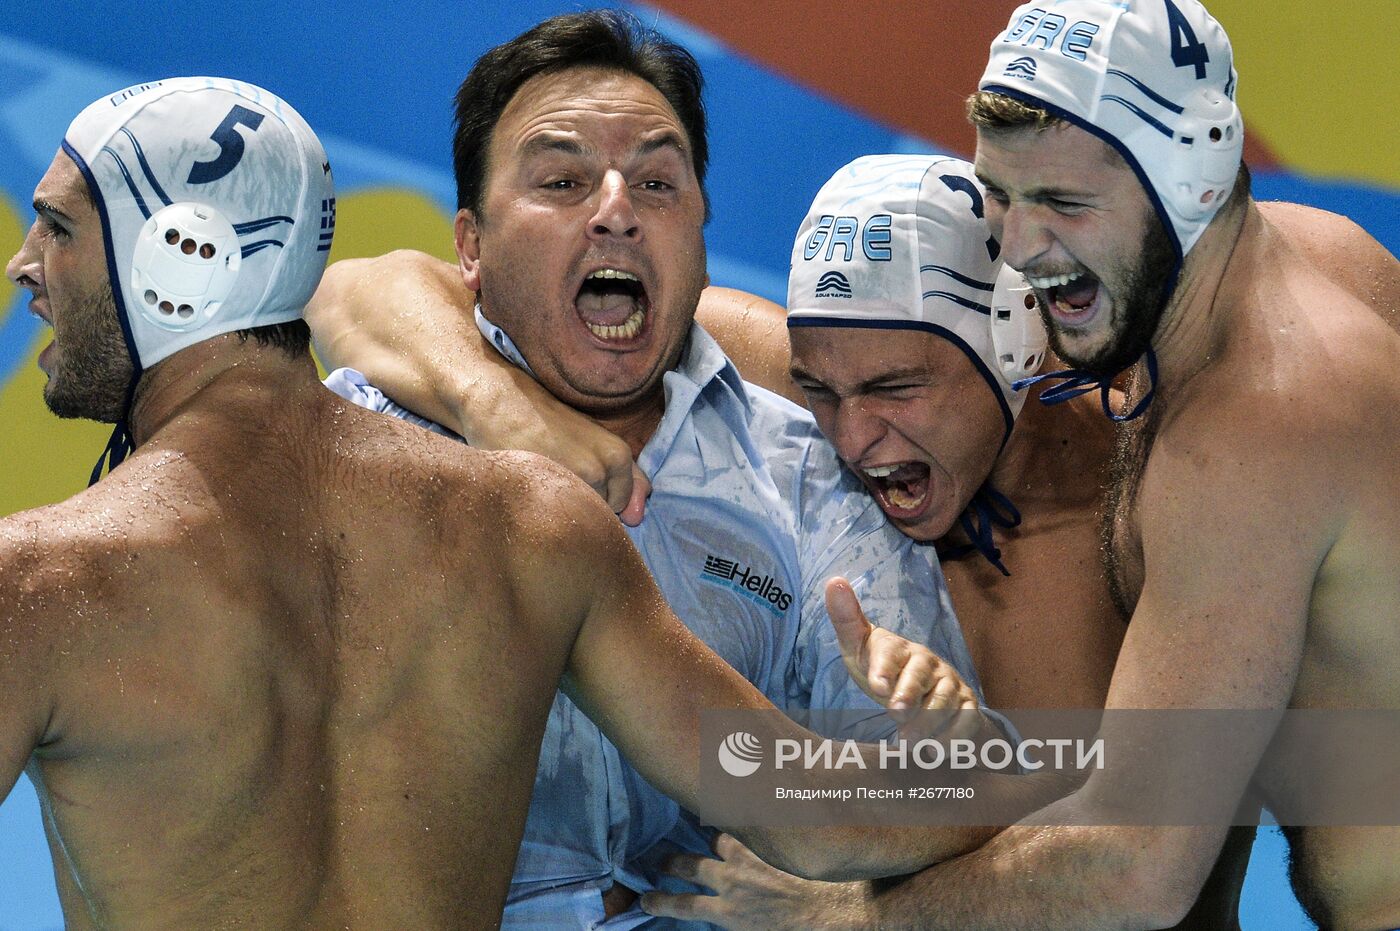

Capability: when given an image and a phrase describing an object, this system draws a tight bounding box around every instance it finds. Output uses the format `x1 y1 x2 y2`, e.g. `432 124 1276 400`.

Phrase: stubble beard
44 283 133 423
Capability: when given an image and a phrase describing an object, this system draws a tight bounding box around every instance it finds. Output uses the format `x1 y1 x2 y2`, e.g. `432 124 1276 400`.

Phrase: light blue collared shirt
324 311 984 929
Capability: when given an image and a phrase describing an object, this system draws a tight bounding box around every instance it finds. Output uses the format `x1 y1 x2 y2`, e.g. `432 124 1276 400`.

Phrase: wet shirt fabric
324 314 983 929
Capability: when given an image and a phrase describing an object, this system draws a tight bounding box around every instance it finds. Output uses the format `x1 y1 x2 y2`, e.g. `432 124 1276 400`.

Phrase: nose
993 201 1052 273
6 221 41 290
587 170 641 243
828 397 885 466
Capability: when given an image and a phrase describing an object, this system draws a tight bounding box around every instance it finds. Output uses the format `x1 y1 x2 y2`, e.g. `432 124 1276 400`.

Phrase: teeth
587 268 639 282
863 464 900 478
586 307 644 341
886 485 927 510
1027 271 1082 289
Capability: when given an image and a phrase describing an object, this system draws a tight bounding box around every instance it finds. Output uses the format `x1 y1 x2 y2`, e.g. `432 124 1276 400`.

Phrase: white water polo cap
62 77 335 369
981 0 1242 259
787 155 1046 443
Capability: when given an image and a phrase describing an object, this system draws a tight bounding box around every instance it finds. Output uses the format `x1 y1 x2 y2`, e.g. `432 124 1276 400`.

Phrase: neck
128 334 317 446
588 395 667 459
1146 192 1255 394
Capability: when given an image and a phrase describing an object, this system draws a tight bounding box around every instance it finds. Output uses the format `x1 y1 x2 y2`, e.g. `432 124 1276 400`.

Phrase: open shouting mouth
862 461 932 519
576 267 649 343
1028 269 1102 328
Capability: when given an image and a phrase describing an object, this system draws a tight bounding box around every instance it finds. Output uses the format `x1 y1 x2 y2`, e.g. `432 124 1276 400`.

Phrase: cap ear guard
1166 86 1244 221
131 202 241 331
990 266 1047 382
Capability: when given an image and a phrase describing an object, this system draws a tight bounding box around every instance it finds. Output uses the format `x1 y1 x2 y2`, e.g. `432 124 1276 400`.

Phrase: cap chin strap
1013 346 1159 423
89 367 142 486
90 421 137 486
941 483 1022 577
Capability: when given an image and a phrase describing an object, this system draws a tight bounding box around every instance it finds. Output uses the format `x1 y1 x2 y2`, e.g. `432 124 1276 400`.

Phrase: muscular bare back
2 349 578 928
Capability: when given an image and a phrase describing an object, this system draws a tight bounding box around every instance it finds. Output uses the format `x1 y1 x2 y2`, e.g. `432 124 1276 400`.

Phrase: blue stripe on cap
61 139 142 377
117 127 173 207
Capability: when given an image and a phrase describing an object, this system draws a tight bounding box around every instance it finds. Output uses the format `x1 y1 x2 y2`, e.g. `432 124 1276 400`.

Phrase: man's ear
455 208 482 292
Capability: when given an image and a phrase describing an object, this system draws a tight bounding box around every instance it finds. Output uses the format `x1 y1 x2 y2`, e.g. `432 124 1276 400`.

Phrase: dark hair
452 9 709 219
235 320 311 358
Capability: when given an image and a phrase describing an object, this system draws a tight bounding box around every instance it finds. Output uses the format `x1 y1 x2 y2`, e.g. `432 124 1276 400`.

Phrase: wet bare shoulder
481 449 640 642
1146 349 1376 568
318 406 621 601
1259 201 1400 328
0 493 163 744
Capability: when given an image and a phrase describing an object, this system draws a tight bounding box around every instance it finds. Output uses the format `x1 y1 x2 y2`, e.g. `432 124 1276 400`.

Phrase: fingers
893 668 986 741
887 650 938 711
712 832 749 861
592 441 636 514
862 627 914 702
664 852 727 889
619 466 651 527
825 577 874 681
640 890 717 921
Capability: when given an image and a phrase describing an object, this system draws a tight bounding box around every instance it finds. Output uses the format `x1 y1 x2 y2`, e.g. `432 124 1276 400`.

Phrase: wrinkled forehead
973 122 1135 199
493 66 691 160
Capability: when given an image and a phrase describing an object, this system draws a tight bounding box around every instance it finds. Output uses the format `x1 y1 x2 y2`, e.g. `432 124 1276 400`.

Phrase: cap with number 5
62 76 334 370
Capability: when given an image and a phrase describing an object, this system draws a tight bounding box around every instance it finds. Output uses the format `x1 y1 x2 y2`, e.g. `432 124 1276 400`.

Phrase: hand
641 833 868 930
827 577 982 738
468 363 652 525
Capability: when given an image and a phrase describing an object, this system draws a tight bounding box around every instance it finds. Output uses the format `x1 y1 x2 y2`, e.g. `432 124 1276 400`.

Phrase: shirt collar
473 307 753 475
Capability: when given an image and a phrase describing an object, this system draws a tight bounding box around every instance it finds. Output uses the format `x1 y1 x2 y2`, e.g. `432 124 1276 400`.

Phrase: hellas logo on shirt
701 554 793 613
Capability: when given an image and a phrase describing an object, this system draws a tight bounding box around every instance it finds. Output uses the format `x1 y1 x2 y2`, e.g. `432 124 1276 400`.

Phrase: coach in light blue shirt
325 305 983 929
310 10 992 928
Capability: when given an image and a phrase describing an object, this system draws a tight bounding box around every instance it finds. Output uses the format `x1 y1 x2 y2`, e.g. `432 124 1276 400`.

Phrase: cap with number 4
980 0 1243 259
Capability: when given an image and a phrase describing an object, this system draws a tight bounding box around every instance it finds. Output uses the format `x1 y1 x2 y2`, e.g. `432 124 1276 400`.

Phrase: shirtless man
653 1 1399 926
0 77 984 929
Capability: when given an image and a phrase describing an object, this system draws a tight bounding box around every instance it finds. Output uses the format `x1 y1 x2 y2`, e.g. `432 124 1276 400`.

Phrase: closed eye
1045 197 1090 215
872 384 923 397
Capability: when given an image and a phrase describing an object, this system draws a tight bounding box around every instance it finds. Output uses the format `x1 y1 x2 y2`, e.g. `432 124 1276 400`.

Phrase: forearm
732 822 996 884
305 251 521 441
726 755 1081 883
858 821 1201 929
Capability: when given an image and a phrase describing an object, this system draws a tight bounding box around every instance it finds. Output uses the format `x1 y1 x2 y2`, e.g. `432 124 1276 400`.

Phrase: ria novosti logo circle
718 731 763 777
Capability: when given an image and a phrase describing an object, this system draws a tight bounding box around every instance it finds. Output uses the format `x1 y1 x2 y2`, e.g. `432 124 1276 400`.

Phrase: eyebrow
520 134 589 160
634 131 688 161
854 366 930 392
974 171 1094 201
33 199 73 222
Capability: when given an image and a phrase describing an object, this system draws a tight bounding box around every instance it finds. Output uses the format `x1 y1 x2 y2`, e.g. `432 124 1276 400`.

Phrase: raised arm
305 250 644 517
